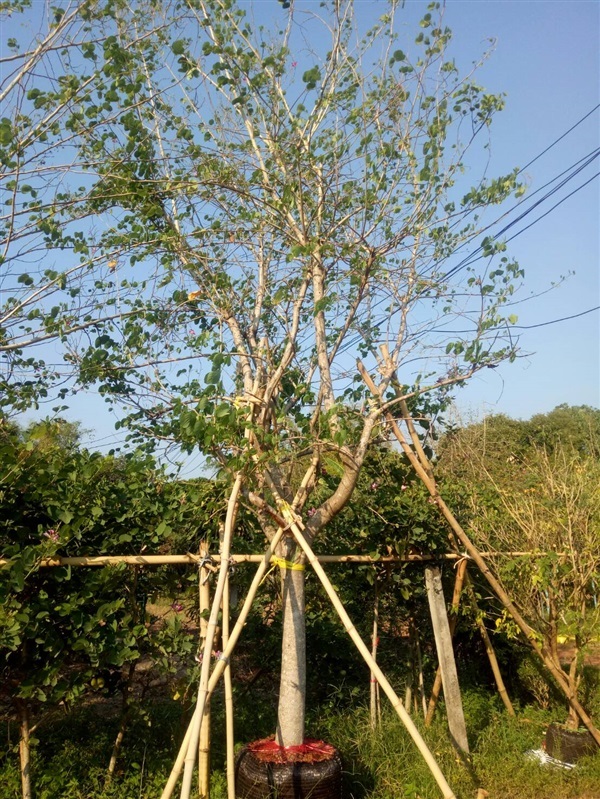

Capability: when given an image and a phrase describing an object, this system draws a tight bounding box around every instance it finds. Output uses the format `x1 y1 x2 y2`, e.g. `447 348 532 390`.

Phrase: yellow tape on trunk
272 556 305 571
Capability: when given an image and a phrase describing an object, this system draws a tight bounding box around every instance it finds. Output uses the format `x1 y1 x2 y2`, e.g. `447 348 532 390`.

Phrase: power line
442 150 600 281
440 103 600 281
434 305 599 334
334 157 600 360
505 170 600 244
518 103 600 175
499 151 599 240
510 305 599 331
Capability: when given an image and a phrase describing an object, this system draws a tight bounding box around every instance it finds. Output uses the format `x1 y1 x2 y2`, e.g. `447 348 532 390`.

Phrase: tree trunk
107 711 128 781
284 517 457 799
106 662 136 781
275 546 306 748
17 700 32 799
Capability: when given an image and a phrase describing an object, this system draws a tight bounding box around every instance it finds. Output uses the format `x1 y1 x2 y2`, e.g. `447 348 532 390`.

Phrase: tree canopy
2 0 523 497
2 0 531 779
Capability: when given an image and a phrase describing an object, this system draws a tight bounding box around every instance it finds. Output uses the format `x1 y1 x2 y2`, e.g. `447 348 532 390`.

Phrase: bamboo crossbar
0 551 557 568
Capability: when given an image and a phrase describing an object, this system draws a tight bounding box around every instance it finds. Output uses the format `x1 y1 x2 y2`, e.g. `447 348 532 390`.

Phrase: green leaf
302 66 321 91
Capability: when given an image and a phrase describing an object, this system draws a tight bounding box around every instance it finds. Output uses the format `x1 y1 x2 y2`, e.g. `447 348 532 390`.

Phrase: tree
0 417 206 798
438 407 600 731
1 0 526 788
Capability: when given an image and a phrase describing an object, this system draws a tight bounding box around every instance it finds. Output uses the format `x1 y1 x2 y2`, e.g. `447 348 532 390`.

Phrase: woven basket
235 742 342 799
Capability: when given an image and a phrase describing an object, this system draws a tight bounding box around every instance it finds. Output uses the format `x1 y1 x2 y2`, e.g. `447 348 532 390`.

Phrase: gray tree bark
275 555 306 747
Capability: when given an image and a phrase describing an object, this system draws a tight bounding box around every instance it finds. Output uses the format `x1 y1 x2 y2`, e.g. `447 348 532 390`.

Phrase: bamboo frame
464 573 515 717
180 476 243 799
160 525 287 799
369 582 380 730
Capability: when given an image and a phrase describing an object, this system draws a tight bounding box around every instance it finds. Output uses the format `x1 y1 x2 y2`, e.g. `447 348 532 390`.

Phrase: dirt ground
558 641 600 669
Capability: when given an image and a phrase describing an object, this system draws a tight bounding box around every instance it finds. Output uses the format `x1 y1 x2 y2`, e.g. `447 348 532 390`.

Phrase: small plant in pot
544 721 597 765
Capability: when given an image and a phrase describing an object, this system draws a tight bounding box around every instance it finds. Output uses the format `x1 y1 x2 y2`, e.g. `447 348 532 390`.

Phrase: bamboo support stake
412 622 427 717
464 574 515 716
17 700 32 799
396 395 597 742
180 476 243 799
370 582 379 730
161 525 287 799
198 547 211 799
404 674 413 715
405 620 414 713
282 512 457 799
222 563 235 799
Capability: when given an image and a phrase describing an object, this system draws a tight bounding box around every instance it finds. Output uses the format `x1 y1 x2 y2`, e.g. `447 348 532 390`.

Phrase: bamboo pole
0 551 557 569
160 525 287 799
464 574 515 716
221 559 235 799
404 672 413 714
280 510 457 799
370 582 379 730
411 620 428 717
17 700 32 799
180 476 243 799
198 547 211 799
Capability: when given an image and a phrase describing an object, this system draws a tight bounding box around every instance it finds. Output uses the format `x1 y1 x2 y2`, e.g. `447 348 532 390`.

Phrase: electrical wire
443 148 600 280
509 305 599 330
518 103 600 175
505 170 600 244
439 103 600 280
333 153 600 362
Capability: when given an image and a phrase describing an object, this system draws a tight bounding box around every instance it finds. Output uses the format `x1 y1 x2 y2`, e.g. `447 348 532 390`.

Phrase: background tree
437 406 600 731
0 417 211 798
1 0 526 767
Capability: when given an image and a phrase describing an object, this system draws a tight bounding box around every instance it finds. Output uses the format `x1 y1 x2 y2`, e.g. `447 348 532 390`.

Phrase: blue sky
420 0 599 420
14 0 599 460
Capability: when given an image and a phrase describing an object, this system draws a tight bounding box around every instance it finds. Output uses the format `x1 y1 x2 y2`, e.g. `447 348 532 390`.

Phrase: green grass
1 691 599 798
